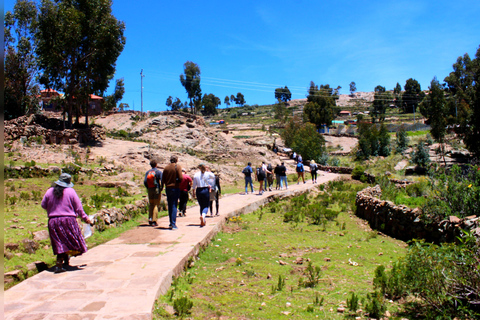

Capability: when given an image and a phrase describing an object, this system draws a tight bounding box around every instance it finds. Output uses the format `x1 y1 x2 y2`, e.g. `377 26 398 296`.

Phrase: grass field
154 180 407 319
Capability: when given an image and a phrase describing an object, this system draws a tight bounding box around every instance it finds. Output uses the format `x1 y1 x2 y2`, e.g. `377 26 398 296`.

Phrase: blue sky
5 0 480 112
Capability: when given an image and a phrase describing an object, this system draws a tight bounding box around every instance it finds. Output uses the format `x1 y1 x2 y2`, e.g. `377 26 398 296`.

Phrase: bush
173 296 193 317
374 234 480 319
351 165 365 181
422 165 480 219
395 126 408 154
410 142 430 167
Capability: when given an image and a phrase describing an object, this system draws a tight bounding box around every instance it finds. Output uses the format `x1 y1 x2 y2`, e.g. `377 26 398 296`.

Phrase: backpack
311 163 318 172
146 169 158 188
296 163 304 173
267 164 273 172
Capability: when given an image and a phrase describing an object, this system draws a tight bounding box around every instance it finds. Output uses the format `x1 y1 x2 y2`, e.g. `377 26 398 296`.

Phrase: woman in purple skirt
41 173 92 273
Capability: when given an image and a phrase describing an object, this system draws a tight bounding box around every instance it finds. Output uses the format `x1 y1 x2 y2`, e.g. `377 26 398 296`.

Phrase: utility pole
140 69 145 116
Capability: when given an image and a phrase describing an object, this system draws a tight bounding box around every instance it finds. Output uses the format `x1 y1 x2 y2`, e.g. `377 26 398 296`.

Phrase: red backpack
146 169 158 188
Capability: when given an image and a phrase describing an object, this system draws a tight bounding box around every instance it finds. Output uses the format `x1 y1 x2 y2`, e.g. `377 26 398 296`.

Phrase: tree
274 86 292 103
103 78 125 112
349 82 356 96
290 122 326 162
395 125 409 154
234 92 245 107
462 46 480 159
166 96 185 111
36 0 126 128
401 78 424 114
4 0 40 120
356 123 390 159
118 103 129 111
281 115 303 148
179 61 201 114
393 82 402 109
303 81 337 128
201 93 221 116
224 95 230 107
273 102 288 122
372 85 392 123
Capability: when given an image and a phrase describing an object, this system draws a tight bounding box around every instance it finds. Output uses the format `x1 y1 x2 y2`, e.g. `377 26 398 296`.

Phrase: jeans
280 176 288 189
196 187 210 217
245 176 254 193
165 188 180 227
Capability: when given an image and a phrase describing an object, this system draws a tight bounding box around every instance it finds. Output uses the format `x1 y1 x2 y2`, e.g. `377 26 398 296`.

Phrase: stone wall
355 185 479 243
4 114 106 144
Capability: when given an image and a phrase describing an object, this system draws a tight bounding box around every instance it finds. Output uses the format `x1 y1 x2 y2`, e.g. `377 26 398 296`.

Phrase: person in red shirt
178 168 192 217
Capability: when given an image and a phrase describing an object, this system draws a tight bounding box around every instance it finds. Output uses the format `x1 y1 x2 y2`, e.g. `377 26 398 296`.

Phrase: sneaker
151 221 158 227
168 225 173 230
215 212 220 216
200 216 205 227
172 226 178 230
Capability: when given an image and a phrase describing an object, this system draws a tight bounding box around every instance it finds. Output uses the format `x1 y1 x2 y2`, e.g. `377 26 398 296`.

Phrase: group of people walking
40 152 315 274
242 155 320 195
143 156 221 229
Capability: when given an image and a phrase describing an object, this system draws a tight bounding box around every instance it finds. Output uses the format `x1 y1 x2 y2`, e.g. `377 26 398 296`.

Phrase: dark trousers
179 190 189 214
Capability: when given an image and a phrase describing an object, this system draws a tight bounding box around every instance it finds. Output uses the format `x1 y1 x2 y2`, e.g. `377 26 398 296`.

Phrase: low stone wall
5 114 106 144
4 164 119 178
355 185 479 243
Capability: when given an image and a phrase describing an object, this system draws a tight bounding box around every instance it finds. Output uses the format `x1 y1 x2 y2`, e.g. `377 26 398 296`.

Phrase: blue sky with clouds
5 0 480 112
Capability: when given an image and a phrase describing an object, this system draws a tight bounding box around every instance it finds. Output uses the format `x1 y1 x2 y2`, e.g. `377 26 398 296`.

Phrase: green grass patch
154 180 407 319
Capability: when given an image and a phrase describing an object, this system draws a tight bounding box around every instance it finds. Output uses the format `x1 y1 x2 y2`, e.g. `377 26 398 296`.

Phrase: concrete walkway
4 172 340 320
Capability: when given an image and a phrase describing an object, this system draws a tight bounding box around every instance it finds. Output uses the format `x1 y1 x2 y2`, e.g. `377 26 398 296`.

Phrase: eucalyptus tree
420 77 447 163
401 78 424 114
349 81 356 96
36 0 126 127
372 85 392 123
179 61 201 114
202 93 221 116
4 0 40 120
303 81 337 128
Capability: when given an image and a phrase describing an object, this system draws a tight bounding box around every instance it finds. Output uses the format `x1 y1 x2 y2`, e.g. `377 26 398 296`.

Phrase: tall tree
393 82 402 109
461 46 480 159
420 77 447 163
303 81 337 128
201 93 221 116
235 92 245 107
274 86 292 103
372 85 391 123
224 95 230 107
36 0 126 127
103 78 125 112
166 96 185 111
349 81 356 96
179 61 201 114
401 78 424 114
4 0 40 120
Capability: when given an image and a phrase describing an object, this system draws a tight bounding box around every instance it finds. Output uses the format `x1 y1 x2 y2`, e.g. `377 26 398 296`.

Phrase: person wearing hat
161 155 183 230
192 163 215 227
310 159 318 183
41 173 92 274
178 168 192 217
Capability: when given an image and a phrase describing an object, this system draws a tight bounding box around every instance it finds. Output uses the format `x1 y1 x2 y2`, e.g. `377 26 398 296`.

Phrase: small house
339 110 351 117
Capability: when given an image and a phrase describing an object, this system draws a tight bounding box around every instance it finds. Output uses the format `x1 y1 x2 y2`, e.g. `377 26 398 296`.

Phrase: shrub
346 292 359 313
364 291 386 318
395 126 409 154
298 261 321 288
422 165 480 219
374 234 480 318
351 165 365 181
410 142 430 167
173 296 193 317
